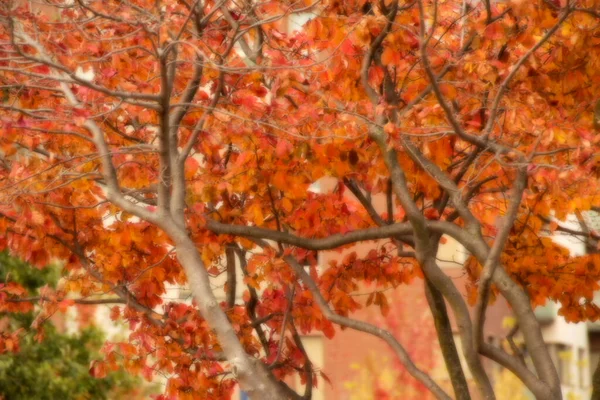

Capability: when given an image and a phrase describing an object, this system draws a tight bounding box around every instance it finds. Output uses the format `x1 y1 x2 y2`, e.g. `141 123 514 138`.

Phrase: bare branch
206 218 413 250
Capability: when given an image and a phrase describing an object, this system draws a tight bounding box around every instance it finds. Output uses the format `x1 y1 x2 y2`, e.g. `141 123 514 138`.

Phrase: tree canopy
0 252 146 400
1 0 600 399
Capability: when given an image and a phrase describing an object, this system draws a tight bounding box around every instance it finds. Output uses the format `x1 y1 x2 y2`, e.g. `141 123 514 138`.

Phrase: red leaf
89 360 107 378
275 139 293 158
33 65 50 74
322 321 335 339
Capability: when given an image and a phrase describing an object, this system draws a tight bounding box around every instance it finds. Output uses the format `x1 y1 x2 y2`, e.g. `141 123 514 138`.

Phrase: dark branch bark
206 218 413 250
225 244 237 310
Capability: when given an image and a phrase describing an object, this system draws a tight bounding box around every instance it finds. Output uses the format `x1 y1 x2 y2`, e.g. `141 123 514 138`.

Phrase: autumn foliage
2 0 600 399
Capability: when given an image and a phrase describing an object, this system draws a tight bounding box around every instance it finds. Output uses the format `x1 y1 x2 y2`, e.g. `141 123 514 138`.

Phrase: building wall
541 314 591 399
543 213 597 399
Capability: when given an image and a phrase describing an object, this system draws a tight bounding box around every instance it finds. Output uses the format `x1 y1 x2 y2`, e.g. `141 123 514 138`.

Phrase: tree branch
6 296 126 305
205 218 414 250
473 168 527 352
225 244 237 310
425 279 471 400
284 255 451 400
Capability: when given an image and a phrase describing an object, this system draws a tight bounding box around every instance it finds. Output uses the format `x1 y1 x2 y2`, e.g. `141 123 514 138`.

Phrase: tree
0 252 146 400
1 0 600 398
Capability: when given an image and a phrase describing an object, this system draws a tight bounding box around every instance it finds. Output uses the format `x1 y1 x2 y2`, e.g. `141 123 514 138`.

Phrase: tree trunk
173 234 286 399
425 279 472 400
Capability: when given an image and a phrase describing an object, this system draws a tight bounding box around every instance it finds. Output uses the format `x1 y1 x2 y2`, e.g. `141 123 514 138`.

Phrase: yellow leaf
502 316 516 329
